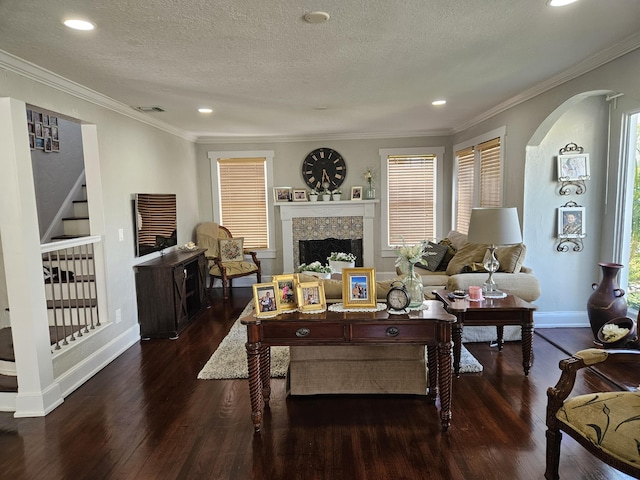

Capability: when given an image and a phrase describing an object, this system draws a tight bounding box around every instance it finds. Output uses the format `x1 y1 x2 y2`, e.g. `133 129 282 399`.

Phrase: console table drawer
351 322 437 342
262 322 346 342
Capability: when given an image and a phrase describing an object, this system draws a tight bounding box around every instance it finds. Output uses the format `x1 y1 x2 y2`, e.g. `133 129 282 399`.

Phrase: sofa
288 230 540 396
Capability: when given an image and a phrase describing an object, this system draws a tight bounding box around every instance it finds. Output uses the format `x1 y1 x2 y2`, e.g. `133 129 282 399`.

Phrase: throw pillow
445 243 489 275
416 242 449 272
218 237 244 262
436 238 457 271
495 243 526 273
445 230 468 251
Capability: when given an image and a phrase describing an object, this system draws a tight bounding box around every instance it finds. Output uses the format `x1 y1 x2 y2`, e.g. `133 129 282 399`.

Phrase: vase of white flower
298 261 332 279
395 242 426 308
327 252 356 273
364 168 376 199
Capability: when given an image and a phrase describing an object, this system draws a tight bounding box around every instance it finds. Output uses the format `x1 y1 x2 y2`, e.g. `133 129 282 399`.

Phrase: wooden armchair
196 222 261 300
545 348 640 479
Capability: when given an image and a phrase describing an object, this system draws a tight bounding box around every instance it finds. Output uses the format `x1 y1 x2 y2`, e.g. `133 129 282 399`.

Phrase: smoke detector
132 106 165 113
303 11 330 24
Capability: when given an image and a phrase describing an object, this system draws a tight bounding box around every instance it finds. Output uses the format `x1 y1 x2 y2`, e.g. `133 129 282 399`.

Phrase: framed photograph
28 123 35 134
35 137 44 150
51 140 60 152
342 267 377 308
43 126 52 138
273 186 292 202
558 153 590 181
29 133 35 150
50 116 58 126
292 189 308 202
35 122 43 138
44 137 52 152
272 274 297 312
351 186 363 200
26 109 32 123
296 281 326 312
52 126 59 140
558 206 585 238
253 281 281 317
33 111 42 123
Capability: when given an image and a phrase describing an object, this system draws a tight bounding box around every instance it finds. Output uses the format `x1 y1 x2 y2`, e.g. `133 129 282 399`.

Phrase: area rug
198 301 483 380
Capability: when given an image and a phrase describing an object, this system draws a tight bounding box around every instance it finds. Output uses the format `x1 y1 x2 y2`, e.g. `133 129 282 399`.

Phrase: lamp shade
467 207 522 245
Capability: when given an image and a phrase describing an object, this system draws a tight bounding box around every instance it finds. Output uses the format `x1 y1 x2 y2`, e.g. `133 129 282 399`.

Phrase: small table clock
386 281 411 312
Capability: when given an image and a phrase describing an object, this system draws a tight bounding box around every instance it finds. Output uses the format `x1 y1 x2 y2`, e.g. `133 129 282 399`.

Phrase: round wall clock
301 148 346 190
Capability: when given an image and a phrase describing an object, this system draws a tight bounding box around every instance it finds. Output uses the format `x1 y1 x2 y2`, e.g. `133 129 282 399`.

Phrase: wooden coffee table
434 289 537 376
241 300 456 433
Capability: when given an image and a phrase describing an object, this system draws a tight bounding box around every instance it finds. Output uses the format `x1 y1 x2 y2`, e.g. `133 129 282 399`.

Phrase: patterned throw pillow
416 242 449 272
218 237 244 262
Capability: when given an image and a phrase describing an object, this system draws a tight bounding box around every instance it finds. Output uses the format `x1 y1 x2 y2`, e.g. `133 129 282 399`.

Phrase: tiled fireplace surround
277 201 377 273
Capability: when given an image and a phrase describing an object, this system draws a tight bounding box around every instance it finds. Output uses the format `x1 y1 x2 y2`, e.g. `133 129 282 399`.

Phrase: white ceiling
1 0 640 141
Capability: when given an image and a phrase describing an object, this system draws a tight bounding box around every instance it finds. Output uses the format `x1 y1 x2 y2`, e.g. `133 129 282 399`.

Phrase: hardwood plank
0 289 634 479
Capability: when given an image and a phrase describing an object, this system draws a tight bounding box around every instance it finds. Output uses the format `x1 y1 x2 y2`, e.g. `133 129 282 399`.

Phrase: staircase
0 186 99 393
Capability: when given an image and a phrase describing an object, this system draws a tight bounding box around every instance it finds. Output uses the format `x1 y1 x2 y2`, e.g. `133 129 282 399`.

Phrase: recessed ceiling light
198 108 213 113
547 0 579 6
63 19 95 30
432 100 447 106
303 11 330 24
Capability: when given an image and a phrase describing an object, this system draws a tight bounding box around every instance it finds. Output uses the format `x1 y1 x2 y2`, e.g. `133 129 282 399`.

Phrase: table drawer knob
386 326 400 337
295 327 311 338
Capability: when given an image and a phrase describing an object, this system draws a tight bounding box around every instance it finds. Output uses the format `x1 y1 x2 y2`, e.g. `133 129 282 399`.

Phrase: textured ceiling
1 0 640 140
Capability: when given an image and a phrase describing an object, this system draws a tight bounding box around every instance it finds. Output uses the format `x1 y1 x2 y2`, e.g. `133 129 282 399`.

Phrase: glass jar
402 263 424 308
365 184 376 199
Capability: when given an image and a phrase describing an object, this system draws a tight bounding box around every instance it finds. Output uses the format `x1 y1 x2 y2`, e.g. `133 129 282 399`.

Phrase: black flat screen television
133 193 177 257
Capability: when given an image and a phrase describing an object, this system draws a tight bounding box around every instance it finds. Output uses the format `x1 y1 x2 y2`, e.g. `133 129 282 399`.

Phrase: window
380 147 444 252
208 150 275 253
453 128 505 234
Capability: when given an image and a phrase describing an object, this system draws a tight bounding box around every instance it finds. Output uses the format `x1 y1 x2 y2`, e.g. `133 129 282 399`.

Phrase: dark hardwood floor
0 288 635 479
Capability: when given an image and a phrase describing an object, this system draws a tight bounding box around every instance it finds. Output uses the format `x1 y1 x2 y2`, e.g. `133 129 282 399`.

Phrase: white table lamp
467 207 523 298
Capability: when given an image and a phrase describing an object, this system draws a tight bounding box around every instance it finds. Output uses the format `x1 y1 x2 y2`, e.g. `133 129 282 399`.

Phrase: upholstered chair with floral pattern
196 222 261 300
545 348 640 479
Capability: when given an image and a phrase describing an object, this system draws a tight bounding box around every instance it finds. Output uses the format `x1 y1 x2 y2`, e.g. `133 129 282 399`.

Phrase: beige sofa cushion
445 243 526 275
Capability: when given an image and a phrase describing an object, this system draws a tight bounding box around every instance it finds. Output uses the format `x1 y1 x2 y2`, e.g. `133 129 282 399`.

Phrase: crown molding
0 49 196 142
453 33 640 134
194 128 454 144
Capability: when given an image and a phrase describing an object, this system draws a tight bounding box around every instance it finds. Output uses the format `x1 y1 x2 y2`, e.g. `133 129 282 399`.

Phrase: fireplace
299 238 364 266
276 201 377 272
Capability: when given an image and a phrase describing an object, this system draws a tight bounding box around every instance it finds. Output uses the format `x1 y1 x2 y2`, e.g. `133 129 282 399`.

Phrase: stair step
0 328 14 362
0 374 18 393
73 201 89 217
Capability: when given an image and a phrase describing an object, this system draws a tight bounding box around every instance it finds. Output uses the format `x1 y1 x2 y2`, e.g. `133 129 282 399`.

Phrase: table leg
427 345 438 402
260 344 271 407
496 325 504 351
245 330 263 433
452 322 462 377
437 340 453 431
522 320 534 376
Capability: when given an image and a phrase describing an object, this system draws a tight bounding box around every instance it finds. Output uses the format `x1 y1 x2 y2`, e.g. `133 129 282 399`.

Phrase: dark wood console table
134 248 207 339
240 300 456 433
434 289 537 377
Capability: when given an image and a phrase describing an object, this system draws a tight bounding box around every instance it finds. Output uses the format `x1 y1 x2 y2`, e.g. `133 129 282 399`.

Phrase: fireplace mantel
276 200 378 273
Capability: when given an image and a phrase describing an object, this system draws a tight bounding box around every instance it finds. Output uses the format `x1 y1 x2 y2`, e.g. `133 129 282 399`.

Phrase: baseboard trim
54 324 140 401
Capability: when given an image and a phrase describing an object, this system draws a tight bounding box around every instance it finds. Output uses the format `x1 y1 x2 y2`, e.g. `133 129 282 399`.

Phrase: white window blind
387 155 436 245
218 157 269 249
455 147 475 234
479 138 502 207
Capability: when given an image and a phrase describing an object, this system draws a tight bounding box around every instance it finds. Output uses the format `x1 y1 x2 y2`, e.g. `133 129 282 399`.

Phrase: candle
468 286 483 302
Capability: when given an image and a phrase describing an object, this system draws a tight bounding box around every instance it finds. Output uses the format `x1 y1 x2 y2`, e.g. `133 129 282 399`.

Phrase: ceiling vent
132 106 165 113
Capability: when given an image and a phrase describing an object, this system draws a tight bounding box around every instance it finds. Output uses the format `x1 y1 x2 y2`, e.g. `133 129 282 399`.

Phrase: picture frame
26 109 32 123
558 206 585 238
29 133 35 150
292 189 308 202
50 116 58 126
35 122 43 138
253 281 281 317
296 281 326 312
272 274 297 312
273 186 292 202
44 137 52 152
350 186 363 200
43 114 49 126
51 140 60 152
35 137 44 150
342 267 377 308
557 153 590 181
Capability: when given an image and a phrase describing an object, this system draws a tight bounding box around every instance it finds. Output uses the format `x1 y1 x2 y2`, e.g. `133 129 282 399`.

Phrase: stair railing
41 236 102 350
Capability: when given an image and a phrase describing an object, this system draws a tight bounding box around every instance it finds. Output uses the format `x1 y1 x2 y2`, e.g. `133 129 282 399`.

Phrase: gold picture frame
252 281 281 317
342 267 377 308
272 274 297 312
296 281 326 312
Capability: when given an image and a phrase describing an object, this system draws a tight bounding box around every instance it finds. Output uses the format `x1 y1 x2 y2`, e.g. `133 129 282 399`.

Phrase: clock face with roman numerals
301 148 346 190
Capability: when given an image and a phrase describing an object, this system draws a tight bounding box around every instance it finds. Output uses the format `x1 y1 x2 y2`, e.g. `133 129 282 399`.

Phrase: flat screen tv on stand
133 193 177 257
